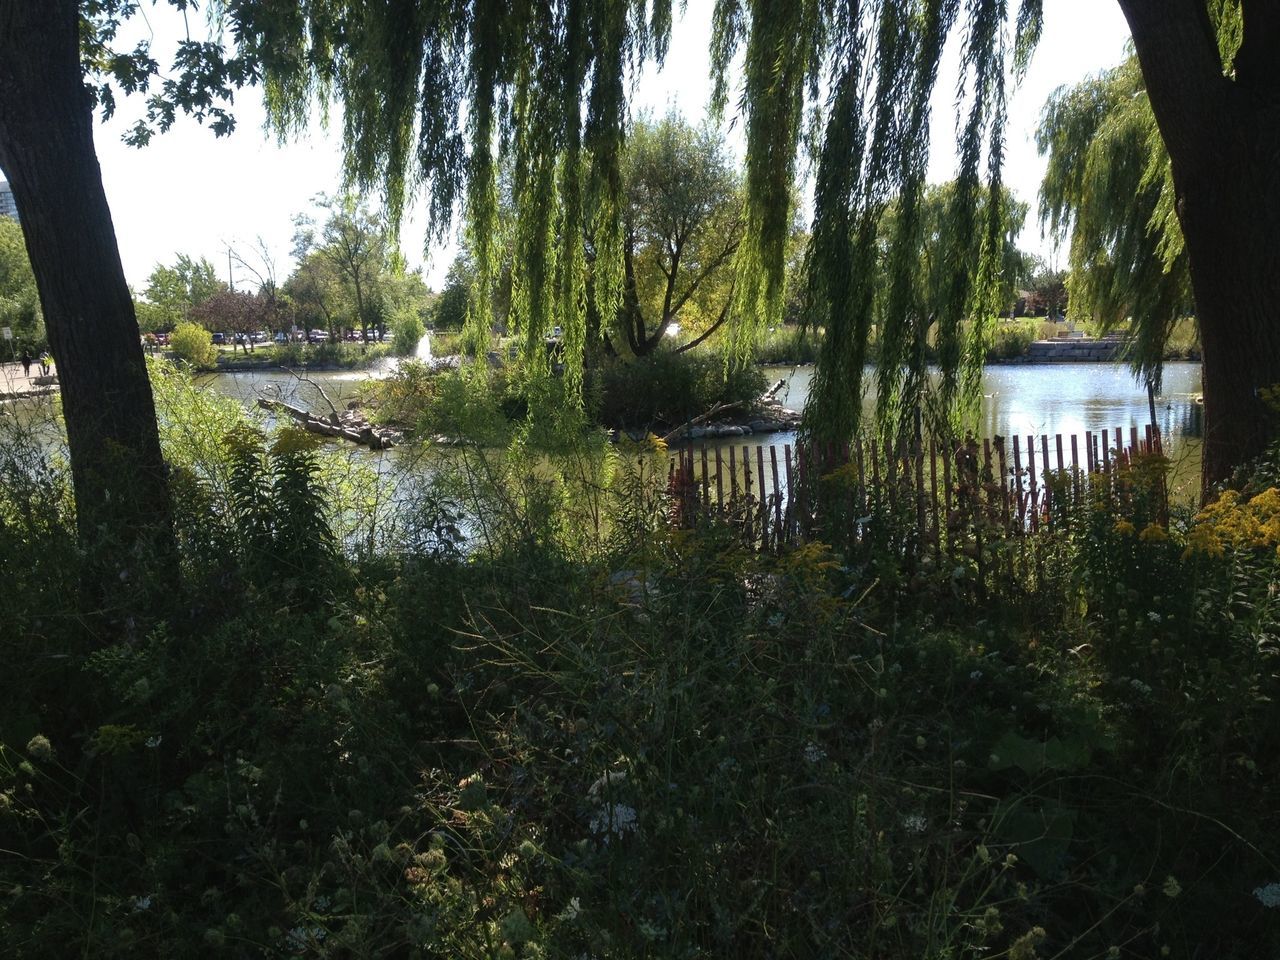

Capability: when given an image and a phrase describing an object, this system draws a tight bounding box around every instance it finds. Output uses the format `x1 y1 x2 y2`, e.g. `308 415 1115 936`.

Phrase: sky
14 0 1133 293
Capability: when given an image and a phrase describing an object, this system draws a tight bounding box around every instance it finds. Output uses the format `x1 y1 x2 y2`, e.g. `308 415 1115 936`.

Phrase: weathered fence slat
1012 439 1026 533
783 444 796 542
755 446 768 549
770 445 783 546
930 436 941 553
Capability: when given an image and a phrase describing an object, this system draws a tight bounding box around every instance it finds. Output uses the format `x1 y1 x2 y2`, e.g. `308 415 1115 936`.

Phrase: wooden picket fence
666 423 1168 564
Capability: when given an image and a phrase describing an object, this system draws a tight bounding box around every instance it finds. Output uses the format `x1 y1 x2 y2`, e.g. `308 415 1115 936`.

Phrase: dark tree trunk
0 0 174 602
1120 0 1280 490
1180 150 1280 489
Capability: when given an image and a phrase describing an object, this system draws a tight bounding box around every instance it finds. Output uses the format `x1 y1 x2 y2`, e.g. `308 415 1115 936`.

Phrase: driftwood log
256 396 399 450
660 379 798 444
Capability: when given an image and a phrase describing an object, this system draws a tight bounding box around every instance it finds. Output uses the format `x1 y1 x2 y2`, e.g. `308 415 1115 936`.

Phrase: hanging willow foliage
712 0 1042 444
221 0 673 399
1035 4 1242 393
1036 56 1193 393
172 1 1042 437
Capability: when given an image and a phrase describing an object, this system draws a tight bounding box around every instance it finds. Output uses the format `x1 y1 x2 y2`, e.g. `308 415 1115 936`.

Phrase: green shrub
169 320 218 368
985 318 1038 361
391 307 426 356
589 350 766 429
754 324 823 364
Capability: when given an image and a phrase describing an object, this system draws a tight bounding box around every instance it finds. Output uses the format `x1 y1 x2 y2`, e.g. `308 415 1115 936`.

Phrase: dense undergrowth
1 362 1277 958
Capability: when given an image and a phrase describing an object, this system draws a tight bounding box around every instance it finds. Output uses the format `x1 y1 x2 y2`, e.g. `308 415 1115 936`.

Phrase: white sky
22 0 1133 292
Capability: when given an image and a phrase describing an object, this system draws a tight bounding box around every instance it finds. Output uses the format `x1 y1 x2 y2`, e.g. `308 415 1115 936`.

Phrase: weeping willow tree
213 0 1041 440
1037 55 1194 393
710 0 1042 444
876 181 1030 432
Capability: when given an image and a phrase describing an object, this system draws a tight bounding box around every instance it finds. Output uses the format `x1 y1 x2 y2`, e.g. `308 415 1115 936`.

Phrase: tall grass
0 360 1276 958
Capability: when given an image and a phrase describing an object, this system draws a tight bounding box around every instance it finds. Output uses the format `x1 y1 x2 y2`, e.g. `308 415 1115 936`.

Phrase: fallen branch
256 396 399 449
661 400 749 443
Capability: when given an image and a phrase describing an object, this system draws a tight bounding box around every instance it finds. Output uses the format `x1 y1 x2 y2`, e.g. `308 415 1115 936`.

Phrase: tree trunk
0 0 174 602
1120 0 1280 489
1179 148 1280 489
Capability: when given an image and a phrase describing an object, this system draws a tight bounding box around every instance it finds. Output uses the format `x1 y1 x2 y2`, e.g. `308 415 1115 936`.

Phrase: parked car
211 332 226 345
309 330 329 341
274 332 287 343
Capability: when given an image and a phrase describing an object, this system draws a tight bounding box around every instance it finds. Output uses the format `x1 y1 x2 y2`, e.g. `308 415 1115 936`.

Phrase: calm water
197 359 1205 497
760 362 1205 497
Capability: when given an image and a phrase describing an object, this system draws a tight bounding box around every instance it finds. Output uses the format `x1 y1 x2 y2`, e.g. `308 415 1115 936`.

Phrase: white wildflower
1254 882 1280 908
131 895 152 912
969 670 983 681
285 925 327 951
588 803 638 839
145 735 162 749
803 742 826 764
902 814 927 834
587 770 627 798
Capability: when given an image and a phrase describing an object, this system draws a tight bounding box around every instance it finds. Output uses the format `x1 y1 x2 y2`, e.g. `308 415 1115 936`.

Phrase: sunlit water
194 358 1204 501
757 362 1204 499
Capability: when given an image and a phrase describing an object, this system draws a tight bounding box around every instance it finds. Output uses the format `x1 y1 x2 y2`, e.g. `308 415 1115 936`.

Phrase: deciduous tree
293 195 391 343
0 0 175 601
615 114 743 358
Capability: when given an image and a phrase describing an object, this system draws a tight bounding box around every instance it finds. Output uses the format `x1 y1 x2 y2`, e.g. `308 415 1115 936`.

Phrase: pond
197 359 1205 499
759 361 1204 498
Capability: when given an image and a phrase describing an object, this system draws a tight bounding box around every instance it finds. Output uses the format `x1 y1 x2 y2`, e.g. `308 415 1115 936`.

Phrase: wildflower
1254 882 1280 908
589 803 638 839
1106 947 1120 959
1182 523 1224 559
1162 875 1181 898
145 735 162 749
902 814 927 834
1113 519 1136 537
970 669 984 681
587 770 627 797
803 742 826 764
25 735 52 761
1009 926 1047 960
132 896 152 912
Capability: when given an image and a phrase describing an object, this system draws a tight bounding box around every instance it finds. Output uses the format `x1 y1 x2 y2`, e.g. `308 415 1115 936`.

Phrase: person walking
20 349 31 378
38 351 49 377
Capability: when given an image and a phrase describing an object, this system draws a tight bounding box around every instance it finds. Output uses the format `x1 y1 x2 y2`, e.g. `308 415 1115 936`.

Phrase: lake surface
762 362 1204 496
197 359 1205 498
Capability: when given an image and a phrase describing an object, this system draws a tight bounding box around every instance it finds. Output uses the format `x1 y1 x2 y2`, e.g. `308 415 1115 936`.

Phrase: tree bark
1120 0 1280 489
0 0 174 601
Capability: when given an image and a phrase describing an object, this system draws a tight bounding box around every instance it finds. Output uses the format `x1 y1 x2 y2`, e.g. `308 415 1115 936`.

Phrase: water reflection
762 361 1204 498
197 360 1206 500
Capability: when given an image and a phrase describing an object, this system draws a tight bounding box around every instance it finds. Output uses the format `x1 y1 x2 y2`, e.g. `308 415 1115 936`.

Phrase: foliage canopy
84 0 1044 439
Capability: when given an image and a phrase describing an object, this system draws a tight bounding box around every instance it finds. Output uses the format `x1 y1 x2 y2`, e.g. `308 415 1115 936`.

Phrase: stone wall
1024 337 1124 362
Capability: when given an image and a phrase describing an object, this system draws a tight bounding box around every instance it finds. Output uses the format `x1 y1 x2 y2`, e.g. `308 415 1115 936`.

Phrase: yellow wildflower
1139 523 1168 543
1112 519 1136 537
